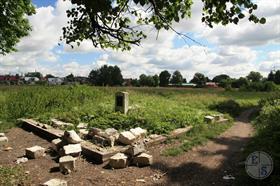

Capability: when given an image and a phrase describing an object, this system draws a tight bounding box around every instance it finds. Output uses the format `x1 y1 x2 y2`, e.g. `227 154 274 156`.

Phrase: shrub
212 99 241 117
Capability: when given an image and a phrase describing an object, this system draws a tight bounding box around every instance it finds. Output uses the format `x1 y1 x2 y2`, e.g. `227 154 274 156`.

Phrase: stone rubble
133 153 153 167
59 155 76 174
51 138 63 152
16 157 28 164
0 136 8 143
63 130 83 144
25 145 46 159
125 142 146 157
109 153 128 169
61 144 82 157
204 115 215 123
130 127 147 138
42 178 67 186
118 131 136 145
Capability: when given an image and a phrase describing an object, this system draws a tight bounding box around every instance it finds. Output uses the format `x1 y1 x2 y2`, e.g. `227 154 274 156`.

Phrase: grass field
0 85 271 133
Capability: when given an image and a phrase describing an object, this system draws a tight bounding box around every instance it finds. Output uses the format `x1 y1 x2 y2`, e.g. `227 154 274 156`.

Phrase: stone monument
115 91 129 114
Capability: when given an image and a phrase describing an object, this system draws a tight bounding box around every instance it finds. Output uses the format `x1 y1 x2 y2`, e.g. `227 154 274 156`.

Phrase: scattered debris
25 171 30 175
78 129 88 138
42 178 67 186
25 146 46 159
204 116 215 123
130 127 147 138
88 127 102 137
223 175 235 180
136 179 146 183
16 157 28 164
151 172 167 181
133 153 153 167
125 142 146 157
63 130 83 144
0 133 8 143
61 144 82 157
3 146 13 151
109 153 128 169
51 138 63 152
59 155 76 174
118 131 136 145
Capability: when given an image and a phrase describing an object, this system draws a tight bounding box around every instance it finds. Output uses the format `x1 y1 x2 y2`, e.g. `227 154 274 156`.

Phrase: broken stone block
105 128 119 137
25 146 46 159
204 116 215 123
130 127 147 138
16 157 28 164
51 119 74 128
92 135 111 147
78 129 88 138
0 133 5 137
0 136 8 143
42 124 52 129
109 153 128 169
88 127 102 137
118 131 136 145
125 142 145 157
62 144 82 157
133 153 153 167
213 114 223 121
51 138 63 152
59 156 76 174
63 130 83 144
77 123 87 129
42 178 67 186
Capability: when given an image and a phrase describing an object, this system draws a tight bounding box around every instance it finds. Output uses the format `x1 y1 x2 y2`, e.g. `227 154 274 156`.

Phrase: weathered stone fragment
204 116 215 123
0 133 5 137
109 153 128 169
25 146 46 159
42 178 67 186
130 127 147 138
0 136 8 143
62 144 82 157
59 155 76 174
51 138 63 152
63 130 82 144
16 157 28 164
133 153 153 167
118 131 136 145
125 142 145 157
88 127 102 137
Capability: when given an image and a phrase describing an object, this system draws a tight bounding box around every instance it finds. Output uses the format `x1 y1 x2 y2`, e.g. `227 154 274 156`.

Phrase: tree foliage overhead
0 0 35 55
62 0 266 51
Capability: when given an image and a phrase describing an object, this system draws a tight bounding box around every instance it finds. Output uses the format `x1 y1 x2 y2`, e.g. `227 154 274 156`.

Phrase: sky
0 0 279 81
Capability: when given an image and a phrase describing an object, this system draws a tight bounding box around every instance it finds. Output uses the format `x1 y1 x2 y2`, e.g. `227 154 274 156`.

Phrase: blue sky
0 0 279 80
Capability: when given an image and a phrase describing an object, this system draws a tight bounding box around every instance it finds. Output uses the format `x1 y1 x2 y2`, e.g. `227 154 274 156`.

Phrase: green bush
212 99 241 117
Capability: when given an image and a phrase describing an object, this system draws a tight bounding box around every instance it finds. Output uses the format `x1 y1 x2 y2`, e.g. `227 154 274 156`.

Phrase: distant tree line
87 65 280 92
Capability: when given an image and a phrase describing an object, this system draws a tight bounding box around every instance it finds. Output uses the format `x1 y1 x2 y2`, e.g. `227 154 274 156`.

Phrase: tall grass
0 85 270 133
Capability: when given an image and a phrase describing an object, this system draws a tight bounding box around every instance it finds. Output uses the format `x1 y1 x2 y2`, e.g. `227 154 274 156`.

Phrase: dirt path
0 110 254 186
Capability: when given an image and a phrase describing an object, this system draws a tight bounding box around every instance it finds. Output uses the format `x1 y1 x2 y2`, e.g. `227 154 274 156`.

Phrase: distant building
205 82 218 88
0 75 22 85
123 78 133 86
168 83 197 87
47 77 64 85
24 77 40 84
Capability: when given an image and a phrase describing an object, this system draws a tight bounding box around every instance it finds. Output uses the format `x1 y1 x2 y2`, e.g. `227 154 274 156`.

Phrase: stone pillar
115 92 129 114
